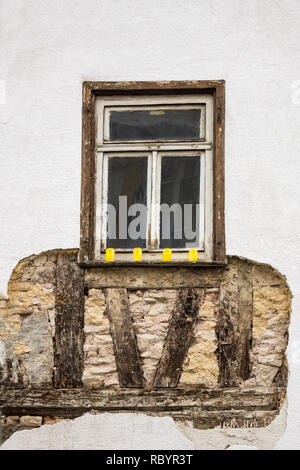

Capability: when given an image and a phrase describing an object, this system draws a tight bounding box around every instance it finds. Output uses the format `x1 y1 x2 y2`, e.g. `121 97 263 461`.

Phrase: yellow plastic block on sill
189 249 198 262
105 248 115 262
133 248 143 262
162 248 172 262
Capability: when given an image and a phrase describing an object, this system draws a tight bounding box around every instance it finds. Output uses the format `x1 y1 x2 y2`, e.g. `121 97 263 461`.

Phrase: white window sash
97 152 152 255
95 94 212 146
94 93 213 262
153 151 205 252
95 149 210 257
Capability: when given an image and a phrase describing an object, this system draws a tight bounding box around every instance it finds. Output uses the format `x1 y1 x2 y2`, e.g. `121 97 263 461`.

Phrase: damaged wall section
0 249 291 443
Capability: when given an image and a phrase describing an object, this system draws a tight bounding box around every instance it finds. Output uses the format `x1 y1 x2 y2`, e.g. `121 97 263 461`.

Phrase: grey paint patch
8 312 54 385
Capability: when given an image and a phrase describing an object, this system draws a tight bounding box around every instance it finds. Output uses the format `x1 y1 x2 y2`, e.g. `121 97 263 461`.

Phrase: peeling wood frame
217 259 253 387
80 80 225 265
54 254 85 388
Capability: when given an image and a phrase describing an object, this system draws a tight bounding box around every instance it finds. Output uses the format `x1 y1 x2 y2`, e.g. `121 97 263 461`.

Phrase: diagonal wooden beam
154 288 203 388
105 288 143 388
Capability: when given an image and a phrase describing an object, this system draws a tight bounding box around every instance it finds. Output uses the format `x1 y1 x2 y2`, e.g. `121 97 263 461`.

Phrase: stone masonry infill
251 283 290 386
180 288 219 387
82 288 119 388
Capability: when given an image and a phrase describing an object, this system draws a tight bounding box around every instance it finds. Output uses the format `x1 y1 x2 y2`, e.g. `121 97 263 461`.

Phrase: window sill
79 259 227 268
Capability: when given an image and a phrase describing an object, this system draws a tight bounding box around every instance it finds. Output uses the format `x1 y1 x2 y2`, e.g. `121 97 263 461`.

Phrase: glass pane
107 157 148 249
160 156 200 249
109 107 201 141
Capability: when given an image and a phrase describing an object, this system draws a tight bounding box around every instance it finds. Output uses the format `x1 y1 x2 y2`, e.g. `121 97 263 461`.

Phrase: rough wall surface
0 249 291 446
0 252 57 387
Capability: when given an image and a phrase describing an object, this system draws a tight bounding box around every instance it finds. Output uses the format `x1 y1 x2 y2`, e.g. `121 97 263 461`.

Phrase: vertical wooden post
54 253 85 388
217 258 252 386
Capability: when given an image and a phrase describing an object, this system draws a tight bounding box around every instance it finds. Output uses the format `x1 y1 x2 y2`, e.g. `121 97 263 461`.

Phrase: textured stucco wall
0 0 300 449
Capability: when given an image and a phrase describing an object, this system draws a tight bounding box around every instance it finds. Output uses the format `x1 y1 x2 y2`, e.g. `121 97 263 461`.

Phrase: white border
94 93 213 261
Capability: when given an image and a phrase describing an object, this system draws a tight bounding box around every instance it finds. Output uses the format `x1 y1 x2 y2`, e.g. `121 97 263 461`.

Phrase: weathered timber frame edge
0 388 285 430
79 80 225 264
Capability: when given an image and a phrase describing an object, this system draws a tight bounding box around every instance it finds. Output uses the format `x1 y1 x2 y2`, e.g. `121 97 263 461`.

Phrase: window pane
107 157 148 249
109 107 201 141
160 156 200 249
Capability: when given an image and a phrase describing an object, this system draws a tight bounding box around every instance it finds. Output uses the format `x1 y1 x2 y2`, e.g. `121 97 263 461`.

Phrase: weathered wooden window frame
80 80 225 266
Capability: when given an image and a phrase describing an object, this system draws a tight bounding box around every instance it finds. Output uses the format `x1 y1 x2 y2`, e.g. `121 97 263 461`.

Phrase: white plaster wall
0 0 299 449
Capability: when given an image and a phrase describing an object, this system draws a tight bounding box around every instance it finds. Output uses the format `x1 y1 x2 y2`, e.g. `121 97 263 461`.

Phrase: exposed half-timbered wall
0 249 291 442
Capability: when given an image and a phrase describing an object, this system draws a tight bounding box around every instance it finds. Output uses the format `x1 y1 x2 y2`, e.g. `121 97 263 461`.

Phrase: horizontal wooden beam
83 80 225 94
0 387 285 417
85 266 223 289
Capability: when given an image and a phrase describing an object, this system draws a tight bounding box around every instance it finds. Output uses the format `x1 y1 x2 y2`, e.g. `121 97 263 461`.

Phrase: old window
80 81 225 264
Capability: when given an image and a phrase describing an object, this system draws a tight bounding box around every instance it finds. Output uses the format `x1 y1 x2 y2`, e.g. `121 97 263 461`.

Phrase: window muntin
94 93 213 262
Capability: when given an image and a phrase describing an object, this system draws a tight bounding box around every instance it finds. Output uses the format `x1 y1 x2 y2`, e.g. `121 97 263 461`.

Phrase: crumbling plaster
1 405 287 450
